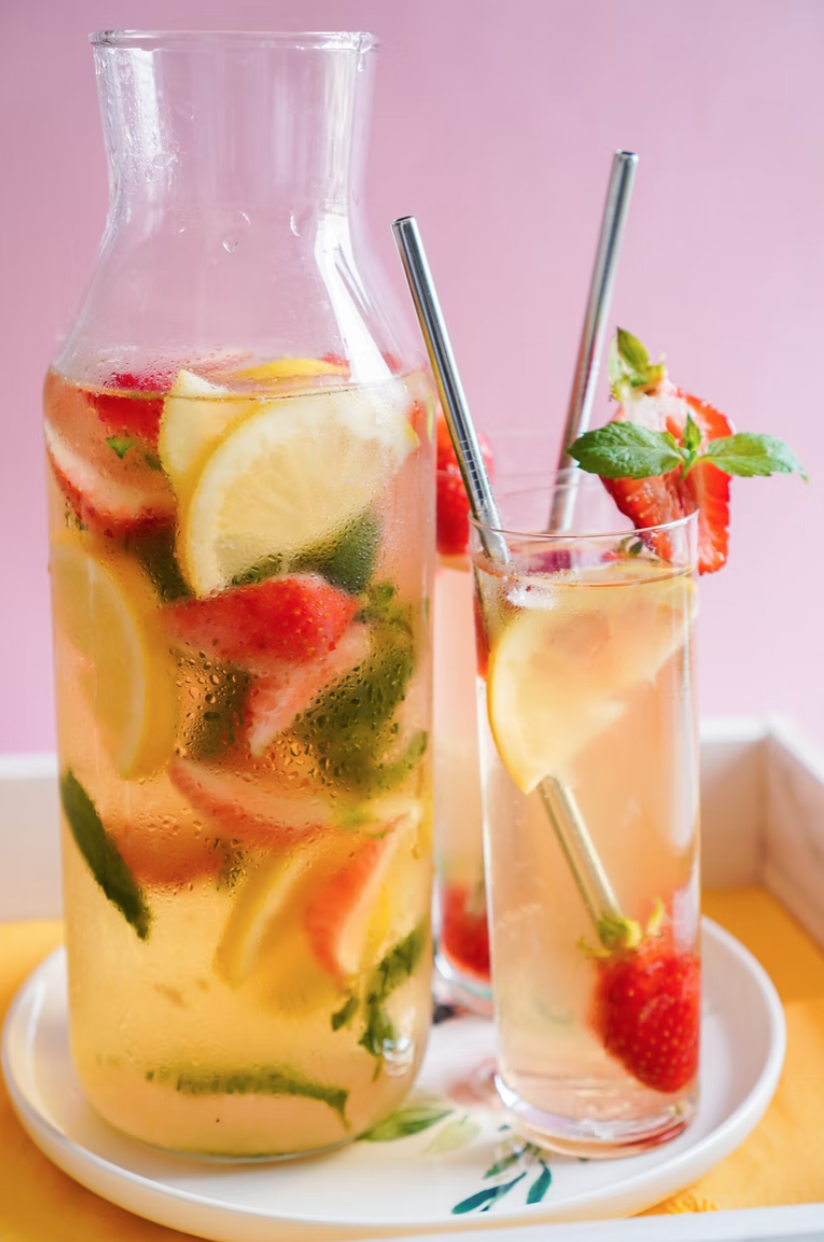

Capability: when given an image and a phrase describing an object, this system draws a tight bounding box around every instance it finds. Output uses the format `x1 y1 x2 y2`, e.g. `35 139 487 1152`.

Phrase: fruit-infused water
433 555 490 1004
45 361 434 1157
472 481 700 1155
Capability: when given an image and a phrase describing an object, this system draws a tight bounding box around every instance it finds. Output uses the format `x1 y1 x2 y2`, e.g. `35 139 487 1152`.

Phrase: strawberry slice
167 574 358 670
592 934 700 1094
45 420 175 536
304 817 411 983
110 815 227 888
245 623 370 755
89 369 174 447
600 337 733 574
168 757 334 848
440 882 491 981
436 415 494 557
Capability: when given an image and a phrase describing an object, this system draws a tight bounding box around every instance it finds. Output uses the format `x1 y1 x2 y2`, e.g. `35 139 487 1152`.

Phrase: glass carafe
44 30 434 1159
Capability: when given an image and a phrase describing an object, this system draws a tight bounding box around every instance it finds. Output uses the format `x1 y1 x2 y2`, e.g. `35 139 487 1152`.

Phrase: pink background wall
2 0 823 753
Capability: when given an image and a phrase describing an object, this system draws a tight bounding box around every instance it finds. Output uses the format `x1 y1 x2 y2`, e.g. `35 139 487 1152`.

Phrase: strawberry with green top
569 329 806 573
592 922 700 1095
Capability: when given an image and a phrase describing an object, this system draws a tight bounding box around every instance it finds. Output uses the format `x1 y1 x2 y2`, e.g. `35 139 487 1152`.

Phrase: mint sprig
569 421 806 483
569 423 682 479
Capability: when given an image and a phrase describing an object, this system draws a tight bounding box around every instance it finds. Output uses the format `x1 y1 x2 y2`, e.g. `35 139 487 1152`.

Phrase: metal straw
392 214 624 932
392 217 509 566
549 150 638 532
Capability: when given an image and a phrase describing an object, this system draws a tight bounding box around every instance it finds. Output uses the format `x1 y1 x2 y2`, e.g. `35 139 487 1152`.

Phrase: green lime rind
59 770 151 940
147 1064 349 1126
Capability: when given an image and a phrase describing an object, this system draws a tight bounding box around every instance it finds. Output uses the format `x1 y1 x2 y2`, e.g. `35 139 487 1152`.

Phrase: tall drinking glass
44 31 434 1158
472 477 700 1156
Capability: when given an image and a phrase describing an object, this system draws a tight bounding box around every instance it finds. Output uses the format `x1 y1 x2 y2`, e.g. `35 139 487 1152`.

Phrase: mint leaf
355 922 429 1064
294 582 419 795
358 1001 398 1064
232 510 381 595
702 433 807 480
181 659 251 761
299 510 381 595
568 423 683 479
149 1064 348 1125
331 995 359 1031
616 328 650 374
608 329 666 395
60 771 150 939
106 436 135 459
681 412 702 454
125 525 191 603
143 450 163 472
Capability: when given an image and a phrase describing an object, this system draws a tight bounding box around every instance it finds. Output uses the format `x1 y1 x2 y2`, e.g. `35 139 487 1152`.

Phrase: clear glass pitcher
44 30 434 1159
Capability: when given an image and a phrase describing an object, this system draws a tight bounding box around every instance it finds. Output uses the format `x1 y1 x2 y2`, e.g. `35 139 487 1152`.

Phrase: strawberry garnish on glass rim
568 329 806 574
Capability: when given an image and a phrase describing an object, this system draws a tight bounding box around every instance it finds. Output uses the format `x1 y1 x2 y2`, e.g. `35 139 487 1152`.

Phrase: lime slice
158 370 256 501
50 542 178 778
487 565 696 793
180 383 418 597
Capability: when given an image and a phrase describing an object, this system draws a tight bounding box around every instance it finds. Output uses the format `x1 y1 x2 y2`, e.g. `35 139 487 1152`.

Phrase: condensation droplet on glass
222 237 238 253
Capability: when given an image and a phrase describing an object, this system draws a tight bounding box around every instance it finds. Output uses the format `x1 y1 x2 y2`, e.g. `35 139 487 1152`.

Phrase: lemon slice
234 356 349 382
487 565 696 793
215 849 310 985
50 542 178 778
158 370 256 501
180 383 418 597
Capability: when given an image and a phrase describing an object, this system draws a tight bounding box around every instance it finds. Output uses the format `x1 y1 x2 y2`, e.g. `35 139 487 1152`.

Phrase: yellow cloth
0 888 820 1236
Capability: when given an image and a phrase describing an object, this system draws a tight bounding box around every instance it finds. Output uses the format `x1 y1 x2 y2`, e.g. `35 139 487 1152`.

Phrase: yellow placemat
0 888 820 1236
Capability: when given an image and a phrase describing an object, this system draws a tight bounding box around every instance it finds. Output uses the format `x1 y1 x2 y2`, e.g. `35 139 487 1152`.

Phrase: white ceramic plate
1 919 785 1242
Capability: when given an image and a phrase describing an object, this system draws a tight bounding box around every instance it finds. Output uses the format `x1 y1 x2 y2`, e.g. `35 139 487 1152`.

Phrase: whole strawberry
436 415 494 556
592 935 700 1094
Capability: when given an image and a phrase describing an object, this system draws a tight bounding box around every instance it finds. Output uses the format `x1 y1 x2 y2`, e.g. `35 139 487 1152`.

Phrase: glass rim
89 30 379 52
468 481 699 543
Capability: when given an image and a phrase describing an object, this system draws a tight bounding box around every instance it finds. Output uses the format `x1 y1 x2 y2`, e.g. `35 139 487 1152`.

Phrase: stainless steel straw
391 217 510 567
549 150 638 532
392 214 625 934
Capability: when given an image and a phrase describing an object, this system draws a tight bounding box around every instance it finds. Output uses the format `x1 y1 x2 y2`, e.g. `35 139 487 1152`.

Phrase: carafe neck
94 31 375 225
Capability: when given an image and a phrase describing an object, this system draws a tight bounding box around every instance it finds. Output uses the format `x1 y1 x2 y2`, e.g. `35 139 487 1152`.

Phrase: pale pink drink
472 479 700 1156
